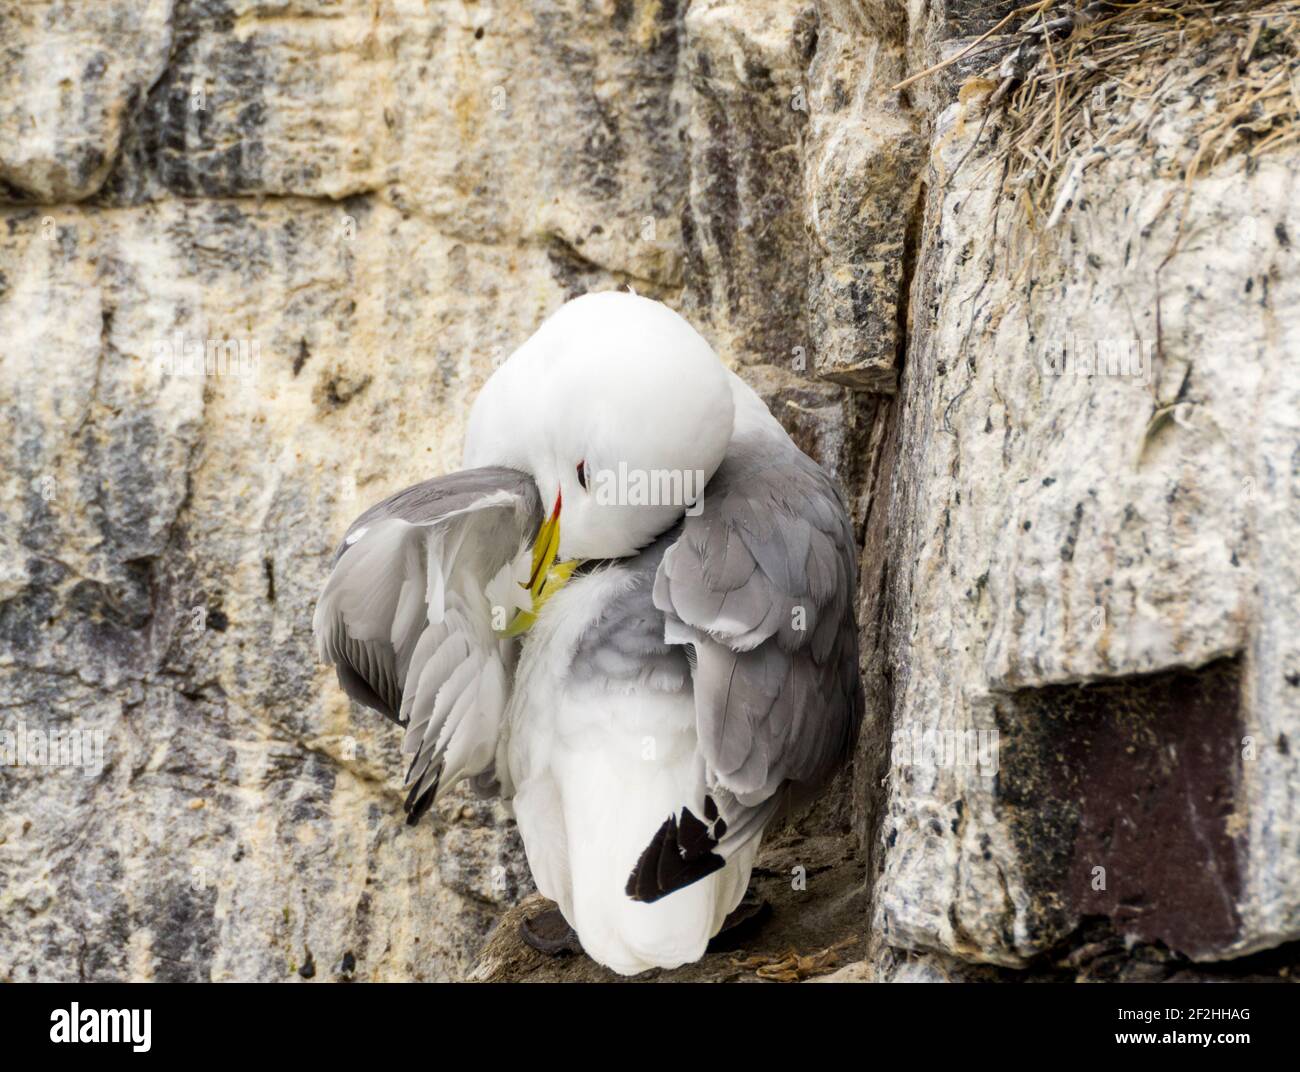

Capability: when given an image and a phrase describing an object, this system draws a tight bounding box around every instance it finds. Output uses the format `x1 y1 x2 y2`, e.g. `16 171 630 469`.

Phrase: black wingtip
404 774 440 825
625 800 726 903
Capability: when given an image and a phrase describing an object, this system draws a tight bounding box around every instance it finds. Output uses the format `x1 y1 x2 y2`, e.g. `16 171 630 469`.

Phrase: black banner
1 980 1289 1059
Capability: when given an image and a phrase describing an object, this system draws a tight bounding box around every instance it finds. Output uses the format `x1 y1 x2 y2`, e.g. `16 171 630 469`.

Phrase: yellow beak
500 498 580 637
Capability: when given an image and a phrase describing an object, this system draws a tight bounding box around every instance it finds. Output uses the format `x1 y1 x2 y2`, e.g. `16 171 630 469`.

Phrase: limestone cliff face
1 0 1295 982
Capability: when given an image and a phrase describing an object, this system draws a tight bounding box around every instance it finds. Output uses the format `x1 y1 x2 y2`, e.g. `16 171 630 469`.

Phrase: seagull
313 292 862 976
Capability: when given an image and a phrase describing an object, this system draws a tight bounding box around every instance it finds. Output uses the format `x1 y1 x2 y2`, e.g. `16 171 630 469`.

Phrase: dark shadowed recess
996 657 1244 960
943 0 1024 38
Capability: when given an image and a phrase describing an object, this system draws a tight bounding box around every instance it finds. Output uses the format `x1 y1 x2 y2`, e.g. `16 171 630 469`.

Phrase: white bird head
463 291 736 563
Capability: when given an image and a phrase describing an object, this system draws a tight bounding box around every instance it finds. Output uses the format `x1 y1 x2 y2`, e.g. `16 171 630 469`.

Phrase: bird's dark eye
576 460 588 490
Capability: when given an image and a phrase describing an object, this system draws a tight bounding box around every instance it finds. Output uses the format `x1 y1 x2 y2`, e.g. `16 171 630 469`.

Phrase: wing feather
313 467 542 821
626 423 863 902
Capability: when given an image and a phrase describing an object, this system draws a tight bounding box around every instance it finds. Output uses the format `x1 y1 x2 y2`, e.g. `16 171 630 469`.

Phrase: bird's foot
707 889 772 952
519 907 583 957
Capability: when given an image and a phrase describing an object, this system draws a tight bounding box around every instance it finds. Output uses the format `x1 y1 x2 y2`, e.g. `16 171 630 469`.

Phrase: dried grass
908 1 1300 236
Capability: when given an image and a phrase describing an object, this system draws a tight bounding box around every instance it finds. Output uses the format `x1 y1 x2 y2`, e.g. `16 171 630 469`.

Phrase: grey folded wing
312 467 542 822
627 431 863 902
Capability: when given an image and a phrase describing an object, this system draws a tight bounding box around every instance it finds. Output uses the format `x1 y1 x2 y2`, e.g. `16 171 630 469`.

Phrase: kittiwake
313 291 862 976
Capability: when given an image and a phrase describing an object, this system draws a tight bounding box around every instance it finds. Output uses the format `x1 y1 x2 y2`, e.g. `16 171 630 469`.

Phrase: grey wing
626 432 863 902
313 467 542 822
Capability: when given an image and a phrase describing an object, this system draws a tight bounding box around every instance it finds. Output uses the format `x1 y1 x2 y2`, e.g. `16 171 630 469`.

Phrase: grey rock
874 50 1300 968
0 0 174 202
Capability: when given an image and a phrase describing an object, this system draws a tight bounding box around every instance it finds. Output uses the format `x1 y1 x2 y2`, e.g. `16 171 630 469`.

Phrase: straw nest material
903 1 1300 233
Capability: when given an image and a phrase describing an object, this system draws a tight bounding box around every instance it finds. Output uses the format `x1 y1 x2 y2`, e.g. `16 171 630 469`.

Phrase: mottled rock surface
869 0 1300 978
2 0 1297 982
0 0 174 202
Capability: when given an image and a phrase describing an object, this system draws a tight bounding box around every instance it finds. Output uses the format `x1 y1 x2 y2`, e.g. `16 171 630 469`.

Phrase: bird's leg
519 907 583 957
707 887 773 952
